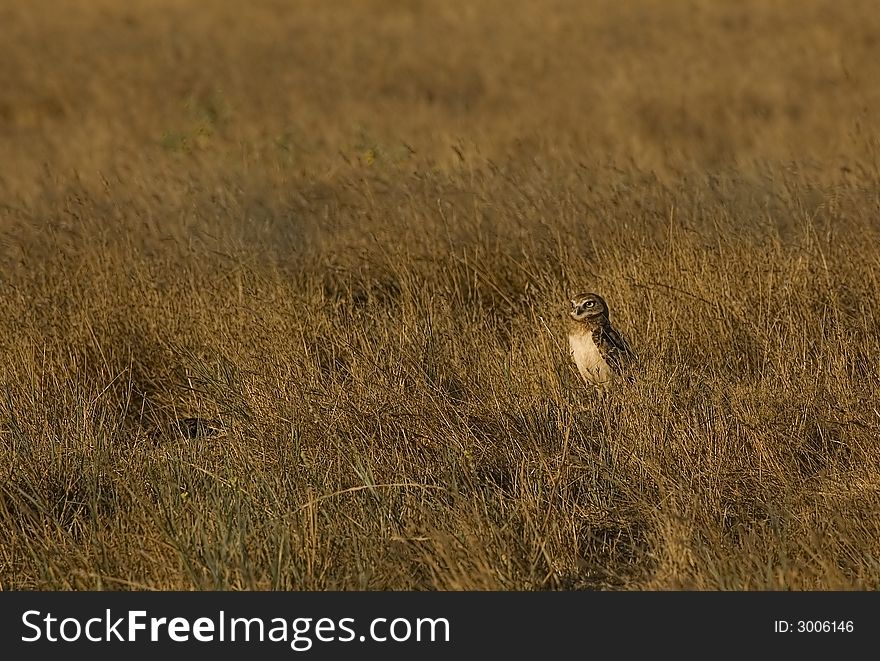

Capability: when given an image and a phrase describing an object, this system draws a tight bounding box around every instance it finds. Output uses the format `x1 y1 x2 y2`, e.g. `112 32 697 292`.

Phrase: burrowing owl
568 292 635 391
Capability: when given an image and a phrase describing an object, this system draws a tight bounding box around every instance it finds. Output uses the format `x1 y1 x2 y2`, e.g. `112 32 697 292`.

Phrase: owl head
569 292 609 323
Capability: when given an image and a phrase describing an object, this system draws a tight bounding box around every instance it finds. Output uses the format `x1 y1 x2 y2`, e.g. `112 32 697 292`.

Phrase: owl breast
568 330 613 386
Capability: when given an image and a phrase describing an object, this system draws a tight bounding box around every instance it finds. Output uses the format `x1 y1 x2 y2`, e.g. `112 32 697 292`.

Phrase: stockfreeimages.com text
21 610 450 651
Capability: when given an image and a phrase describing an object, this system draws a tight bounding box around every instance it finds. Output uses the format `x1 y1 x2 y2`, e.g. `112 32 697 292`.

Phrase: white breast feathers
568 330 613 387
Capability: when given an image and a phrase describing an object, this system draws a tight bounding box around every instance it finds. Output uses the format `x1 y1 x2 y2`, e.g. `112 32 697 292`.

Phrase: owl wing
593 326 636 375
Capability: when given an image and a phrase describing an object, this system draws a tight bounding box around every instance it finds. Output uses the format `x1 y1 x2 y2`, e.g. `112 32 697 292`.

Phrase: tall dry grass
1 0 880 589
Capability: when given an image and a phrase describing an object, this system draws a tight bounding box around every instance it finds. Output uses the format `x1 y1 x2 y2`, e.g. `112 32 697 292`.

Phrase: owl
568 292 635 391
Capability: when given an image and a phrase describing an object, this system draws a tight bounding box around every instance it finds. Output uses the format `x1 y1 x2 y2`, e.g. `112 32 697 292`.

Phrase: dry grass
2 0 880 590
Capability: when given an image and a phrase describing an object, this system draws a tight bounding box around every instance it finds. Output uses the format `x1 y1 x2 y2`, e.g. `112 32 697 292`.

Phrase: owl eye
584 301 594 307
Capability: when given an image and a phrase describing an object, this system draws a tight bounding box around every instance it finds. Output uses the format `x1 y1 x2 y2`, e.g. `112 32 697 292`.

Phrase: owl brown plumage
567 292 635 390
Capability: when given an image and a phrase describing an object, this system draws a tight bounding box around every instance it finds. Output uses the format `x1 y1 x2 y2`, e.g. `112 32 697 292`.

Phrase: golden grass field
2 0 880 590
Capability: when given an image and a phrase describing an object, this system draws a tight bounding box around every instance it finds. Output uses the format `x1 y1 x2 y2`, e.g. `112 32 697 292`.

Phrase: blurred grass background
1 0 879 589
